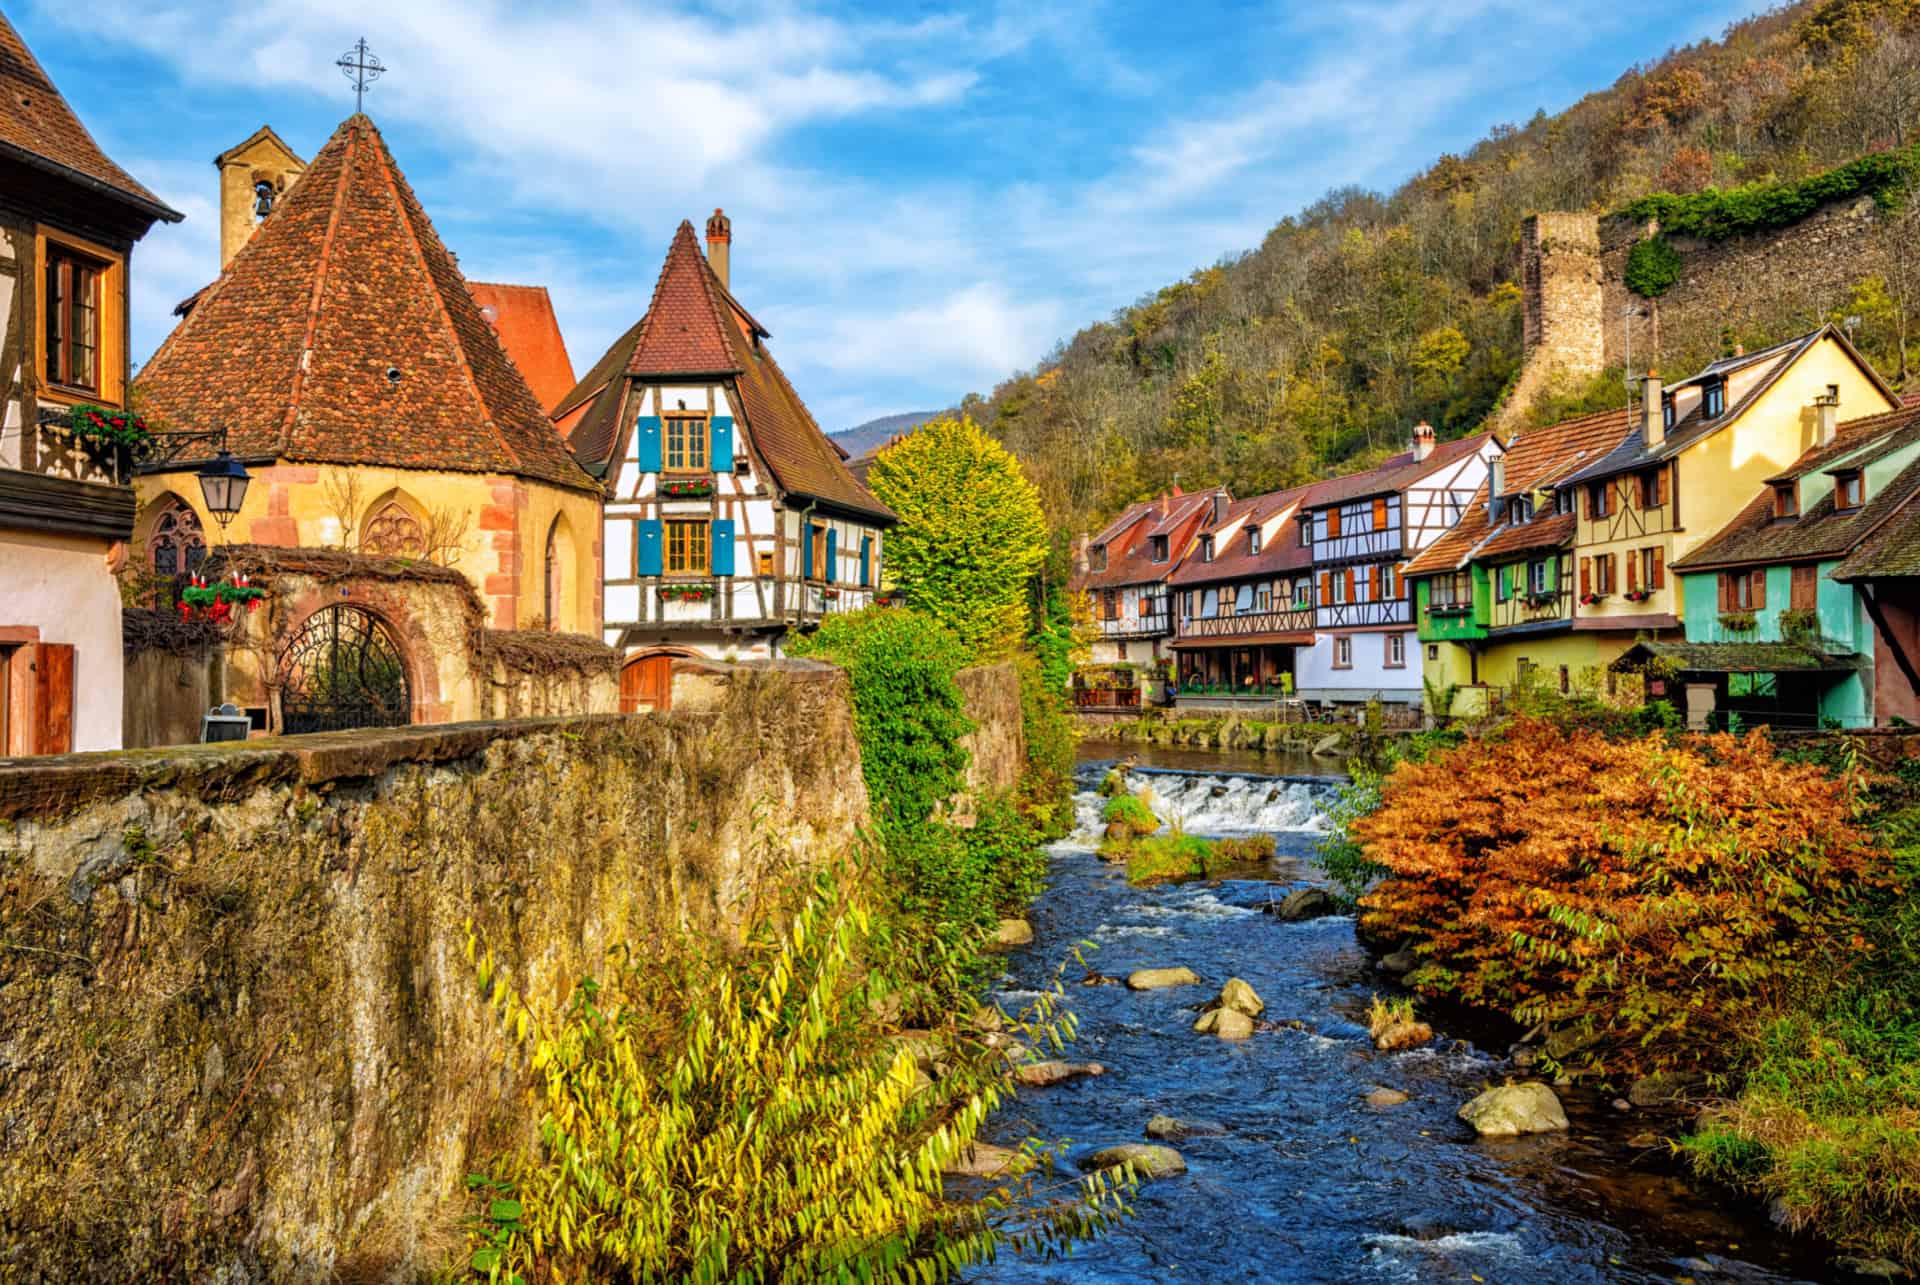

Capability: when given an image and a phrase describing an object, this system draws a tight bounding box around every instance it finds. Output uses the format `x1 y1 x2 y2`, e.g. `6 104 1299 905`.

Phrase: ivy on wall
1618 143 1920 243
1624 234 1684 298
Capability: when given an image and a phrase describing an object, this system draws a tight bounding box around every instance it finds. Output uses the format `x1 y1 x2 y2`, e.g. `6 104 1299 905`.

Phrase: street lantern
196 451 251 530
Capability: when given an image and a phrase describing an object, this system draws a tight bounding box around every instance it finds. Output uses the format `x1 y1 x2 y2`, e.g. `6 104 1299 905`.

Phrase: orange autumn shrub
1354 718 1882 1074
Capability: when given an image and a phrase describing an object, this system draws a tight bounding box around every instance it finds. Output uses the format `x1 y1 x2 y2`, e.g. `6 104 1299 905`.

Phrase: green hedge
1618 144 1920 242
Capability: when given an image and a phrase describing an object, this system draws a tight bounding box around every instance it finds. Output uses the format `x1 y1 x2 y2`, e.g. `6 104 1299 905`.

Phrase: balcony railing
1096 612 1170 638
13 411 136 486
1179 607 1314 639
1073 687 1141 710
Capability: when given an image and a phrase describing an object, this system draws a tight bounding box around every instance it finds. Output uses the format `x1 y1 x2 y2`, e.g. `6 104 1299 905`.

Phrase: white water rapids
1069 768 1339 842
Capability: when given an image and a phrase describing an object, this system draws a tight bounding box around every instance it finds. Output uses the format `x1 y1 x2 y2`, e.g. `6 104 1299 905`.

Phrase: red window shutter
1604 553 1617 594
1579 558 1591 597
1652 547 1666 589
1368 565 1381 600
1345 567 1356 601
1328 508 1342 538
30 643 74 755
1752 569 1767 610
1718 574 1730 611
1319 571 1331 603
1791 564 1816 611
1657 466 1670 507
1627 551 1639 592
1372 497 1388 531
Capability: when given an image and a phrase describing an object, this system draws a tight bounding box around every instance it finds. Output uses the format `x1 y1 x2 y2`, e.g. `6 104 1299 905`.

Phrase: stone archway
278 603 412 734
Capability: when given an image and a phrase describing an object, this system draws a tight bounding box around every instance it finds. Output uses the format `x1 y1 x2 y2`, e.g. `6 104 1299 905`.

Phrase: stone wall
955 662 1026 801
0 665 869 1281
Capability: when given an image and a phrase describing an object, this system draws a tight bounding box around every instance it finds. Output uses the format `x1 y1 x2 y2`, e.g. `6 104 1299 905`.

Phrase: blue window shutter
638 519 663 576
710 417 734 472
801 521 814 576
636 416 662 472
859 535 871 586
711 519 736 576
825 528 838 583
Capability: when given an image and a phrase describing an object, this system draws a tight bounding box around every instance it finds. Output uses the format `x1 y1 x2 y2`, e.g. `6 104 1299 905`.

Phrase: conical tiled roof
0 11 179 221
136 115 595 492
626 221 743 377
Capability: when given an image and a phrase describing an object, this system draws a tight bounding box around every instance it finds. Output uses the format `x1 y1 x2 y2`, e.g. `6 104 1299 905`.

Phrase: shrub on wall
1618 142 1920 242
1352 718 1880 1074
1624 233 1683 298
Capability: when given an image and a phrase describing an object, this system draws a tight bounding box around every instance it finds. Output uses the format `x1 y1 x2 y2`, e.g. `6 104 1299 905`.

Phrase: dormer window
1772 483 1799 520
1554 490 1574 516
1662 393 1675 429
1199 534 1215 562
1510 495 1534 524
1836 469 1864 511
1247 527 1262 555
1150 534 1169 563
1089 545 1108 573
1703 378 1726 419
1298 517 1312 547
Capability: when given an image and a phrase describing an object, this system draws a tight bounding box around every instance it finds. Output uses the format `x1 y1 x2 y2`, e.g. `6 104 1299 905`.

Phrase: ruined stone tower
1495 212 1605 430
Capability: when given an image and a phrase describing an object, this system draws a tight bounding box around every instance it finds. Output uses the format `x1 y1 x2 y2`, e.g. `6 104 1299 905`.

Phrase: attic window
1089 545 1108 573
1772 482 1799 520
1199 534 1215 563
1835 469 1864 511
1150 534 1169 563
1703 378 1727 419
1247 527 1262 555
1511 495 1534 524
1554 490 1574 516
1298 517 1311 547
1662 394 1675 429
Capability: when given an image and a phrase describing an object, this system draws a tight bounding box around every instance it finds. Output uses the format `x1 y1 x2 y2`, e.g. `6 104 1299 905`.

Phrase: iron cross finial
337 37 385 114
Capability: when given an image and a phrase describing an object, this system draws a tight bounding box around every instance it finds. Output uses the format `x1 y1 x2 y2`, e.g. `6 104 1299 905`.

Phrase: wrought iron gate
278 605 411 734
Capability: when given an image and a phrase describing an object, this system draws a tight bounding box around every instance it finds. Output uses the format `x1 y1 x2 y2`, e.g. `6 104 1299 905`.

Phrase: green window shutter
711 416 735 472
825 528 838 584
802 521 814 576
859 535 871 586
638 519 663 576
711 519 736 576
636 416 662 472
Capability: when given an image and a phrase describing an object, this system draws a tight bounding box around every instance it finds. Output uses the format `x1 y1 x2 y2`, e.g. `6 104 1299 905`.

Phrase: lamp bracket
134 428 231 473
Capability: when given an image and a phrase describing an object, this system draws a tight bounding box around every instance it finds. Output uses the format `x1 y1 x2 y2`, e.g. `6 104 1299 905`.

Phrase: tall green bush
1619 142 1920 241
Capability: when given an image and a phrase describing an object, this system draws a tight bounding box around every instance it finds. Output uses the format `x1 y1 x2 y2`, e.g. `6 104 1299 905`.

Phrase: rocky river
974 741 1835 1284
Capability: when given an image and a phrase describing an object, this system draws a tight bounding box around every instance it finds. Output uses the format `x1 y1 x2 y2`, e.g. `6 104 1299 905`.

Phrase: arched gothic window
148 499 206 576
361 501 426 557
545 520 562 630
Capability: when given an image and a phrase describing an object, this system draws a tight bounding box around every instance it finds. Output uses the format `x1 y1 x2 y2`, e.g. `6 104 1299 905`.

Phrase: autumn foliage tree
867 416 1048 660
1353 719 1883 1074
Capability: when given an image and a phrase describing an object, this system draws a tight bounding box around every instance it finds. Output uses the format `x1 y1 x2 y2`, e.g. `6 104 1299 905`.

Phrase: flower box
1428 603 1473 618
659 478 714 499
1579 593 1607 606
1624 589 1654 603
819 587 841 602
65 402 153 448
660 583 714 603
178 573 265 623
1718 610 1758 632
1522 591 1559 609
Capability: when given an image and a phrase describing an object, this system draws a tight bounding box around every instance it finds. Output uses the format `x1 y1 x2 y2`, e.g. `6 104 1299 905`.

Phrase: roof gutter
0 139 183 223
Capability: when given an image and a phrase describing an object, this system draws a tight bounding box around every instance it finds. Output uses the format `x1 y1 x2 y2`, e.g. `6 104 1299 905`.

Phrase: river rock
1145 1115 1226 1140
1627 1071 1705 1107
1269 887 1337 922
1834 1255 1908 1280
1193 1007 1254 1040
1458 1082 1570 1137
991 918 1034 948
1214 977 1265 1017
1081 1143 1188 1180
1364 1087 1410 1108
1013 1060 1105 1087
942 1141 1024 1178
1127 966 1201 990
1311 732 1346 758
1378 948 1419 976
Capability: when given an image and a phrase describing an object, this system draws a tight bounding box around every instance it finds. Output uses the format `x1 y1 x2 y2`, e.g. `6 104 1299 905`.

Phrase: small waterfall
1065 766 1340 844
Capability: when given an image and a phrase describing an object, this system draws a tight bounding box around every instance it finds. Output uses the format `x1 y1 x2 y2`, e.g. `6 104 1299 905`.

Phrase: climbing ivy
1624 234 1683 298
1618 142 1920 242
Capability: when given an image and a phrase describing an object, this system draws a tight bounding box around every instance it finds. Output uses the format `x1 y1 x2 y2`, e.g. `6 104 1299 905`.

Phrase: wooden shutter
710 519 736 576
1656 465 1670 507
825 529 838 584
1751 568 1767 609
1368 564 1381 601
1718 573 1731 611
1372 497 1389 531
1579 558 1591 597
709 416 735 472
1791 564 1816 611
1627 551 1638 592
637 520 663 576
1344 567 1356 602
635 416 663 472
30 643 74 755
801 522 814 578
1319 571 1331 604
1652 547 1665 589
860 536 872 586
1327 508 1342 538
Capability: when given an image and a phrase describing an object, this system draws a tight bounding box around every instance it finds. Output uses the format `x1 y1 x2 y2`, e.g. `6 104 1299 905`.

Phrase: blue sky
20 0 1759 432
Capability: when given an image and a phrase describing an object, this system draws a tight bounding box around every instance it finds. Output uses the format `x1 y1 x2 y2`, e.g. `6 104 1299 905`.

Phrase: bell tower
215 125 307 270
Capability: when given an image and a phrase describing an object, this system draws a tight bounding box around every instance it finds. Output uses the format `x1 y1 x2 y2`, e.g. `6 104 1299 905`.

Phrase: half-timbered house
1070 488 1225 705
1167 483 1323 708
0 13 181 752
1294 425 1500 708
565 213 896 708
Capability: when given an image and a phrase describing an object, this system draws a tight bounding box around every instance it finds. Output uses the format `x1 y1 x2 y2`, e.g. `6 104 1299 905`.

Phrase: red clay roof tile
627 222 742 377
469 282 577 414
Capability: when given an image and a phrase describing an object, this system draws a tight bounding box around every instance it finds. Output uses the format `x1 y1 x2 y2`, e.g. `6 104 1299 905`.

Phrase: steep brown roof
1168 483 1323 586
1406 410 1631 577
627 222 742 377
0 12 179 221
469 282 577 413
1305 431 1494 509
1075 490 1225 591
136 115 594 493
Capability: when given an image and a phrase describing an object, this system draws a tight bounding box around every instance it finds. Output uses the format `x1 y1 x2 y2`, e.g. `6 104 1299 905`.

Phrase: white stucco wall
1295 629 1420 705
0 529 124 751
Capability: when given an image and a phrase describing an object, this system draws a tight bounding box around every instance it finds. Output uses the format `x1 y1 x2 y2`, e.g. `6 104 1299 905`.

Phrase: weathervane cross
336 37 385 114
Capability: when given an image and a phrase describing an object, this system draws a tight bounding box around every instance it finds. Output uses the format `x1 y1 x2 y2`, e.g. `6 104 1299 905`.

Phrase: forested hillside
969 0 1920 539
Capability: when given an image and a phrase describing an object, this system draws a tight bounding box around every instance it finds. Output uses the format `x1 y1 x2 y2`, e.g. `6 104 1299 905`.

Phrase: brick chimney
1642 371 1664 449
1411 423 1435 462
1816 384 1840 448
706 208 732 291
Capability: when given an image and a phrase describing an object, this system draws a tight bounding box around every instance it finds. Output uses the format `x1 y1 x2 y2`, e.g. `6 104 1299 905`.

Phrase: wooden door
30 643 74 755
620 654 674 712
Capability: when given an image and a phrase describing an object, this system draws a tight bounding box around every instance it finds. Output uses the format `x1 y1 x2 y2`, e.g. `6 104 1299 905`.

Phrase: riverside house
0 13 181 752
1166 483 1323 710
1404 407 1636 715
1070 487 1227 709
1294 424 1500 710
1625 398 1920 730
564 212 896 710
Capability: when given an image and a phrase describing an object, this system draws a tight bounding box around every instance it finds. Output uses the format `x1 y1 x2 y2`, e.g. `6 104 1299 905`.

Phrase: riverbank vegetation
1332 706 1920 1268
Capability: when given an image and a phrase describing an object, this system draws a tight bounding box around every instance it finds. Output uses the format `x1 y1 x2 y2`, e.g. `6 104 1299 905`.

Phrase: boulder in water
942 1141 1025 1178
1145 1115 1226 1140
1269 887 1337 922
1193 1007 1254 1040
1311 732 1346 758
1365 1087 1410 1108
1627 1071 1705 1107
1458 1082 1569 1137
991 918 1033 948
1378 948 1419 976
1126 966 1201 990
1012 1059 1105 1087
1081 1143 1187 1180
1833 1256 1908 1280
1213 977 1265 1017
